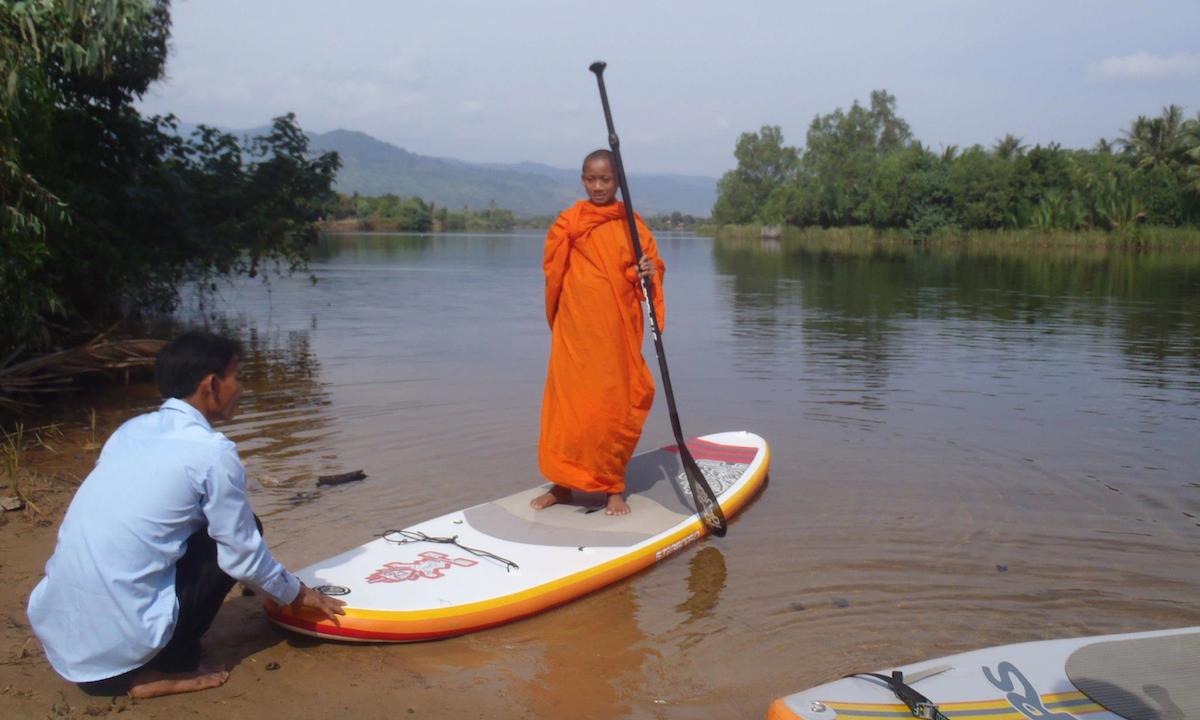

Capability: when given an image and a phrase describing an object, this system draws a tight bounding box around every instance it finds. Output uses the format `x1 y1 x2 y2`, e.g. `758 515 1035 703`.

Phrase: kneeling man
27 330 345 698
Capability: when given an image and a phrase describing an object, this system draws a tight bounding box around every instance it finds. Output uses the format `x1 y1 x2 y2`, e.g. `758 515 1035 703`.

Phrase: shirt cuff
260 571 302 606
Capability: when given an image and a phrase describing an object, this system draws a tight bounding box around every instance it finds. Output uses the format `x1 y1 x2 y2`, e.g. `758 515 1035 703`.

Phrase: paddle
588 61 728 538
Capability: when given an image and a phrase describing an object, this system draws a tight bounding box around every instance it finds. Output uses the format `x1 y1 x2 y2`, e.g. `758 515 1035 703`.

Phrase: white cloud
1089 52 1200 80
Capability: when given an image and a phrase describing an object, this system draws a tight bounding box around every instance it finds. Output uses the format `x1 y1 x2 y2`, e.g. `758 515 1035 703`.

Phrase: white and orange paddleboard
266 431 769 641
766 627 1200 720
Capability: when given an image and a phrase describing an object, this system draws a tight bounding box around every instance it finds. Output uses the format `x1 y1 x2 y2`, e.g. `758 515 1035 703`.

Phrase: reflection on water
529 583 648 719
707 239 1200 490
676 546 726 623
226 329 338 488
712 239 1200 387
150 231 1200 717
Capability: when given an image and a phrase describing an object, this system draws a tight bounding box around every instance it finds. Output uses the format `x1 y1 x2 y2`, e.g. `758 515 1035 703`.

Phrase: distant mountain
307 130 717 217
163 123 717 216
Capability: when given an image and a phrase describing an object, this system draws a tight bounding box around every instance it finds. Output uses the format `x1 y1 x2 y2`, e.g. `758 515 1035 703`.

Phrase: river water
96 232 1200 717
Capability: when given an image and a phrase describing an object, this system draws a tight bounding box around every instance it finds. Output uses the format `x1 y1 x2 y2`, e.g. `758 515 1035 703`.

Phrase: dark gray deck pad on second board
462 447 752 547
1066 631 1199 720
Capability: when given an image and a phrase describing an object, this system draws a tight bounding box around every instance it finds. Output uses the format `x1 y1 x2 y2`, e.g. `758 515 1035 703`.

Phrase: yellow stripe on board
827 700 1012 711
833 711 1105 720
827 691 1107 720
773 693 1109 720
832 712 1028 720
1044 692 1089 702
826 702 917 712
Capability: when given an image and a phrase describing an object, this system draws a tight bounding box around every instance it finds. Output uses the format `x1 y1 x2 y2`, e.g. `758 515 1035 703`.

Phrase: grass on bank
700 224 1200 252
1 418 99 523
2 424 46 517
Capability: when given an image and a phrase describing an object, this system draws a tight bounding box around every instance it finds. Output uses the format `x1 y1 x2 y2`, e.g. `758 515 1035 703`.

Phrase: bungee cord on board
381 529 520 573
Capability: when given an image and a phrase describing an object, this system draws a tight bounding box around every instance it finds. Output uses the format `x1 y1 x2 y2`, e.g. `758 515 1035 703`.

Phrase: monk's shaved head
581 149 618 205
582 149 614 173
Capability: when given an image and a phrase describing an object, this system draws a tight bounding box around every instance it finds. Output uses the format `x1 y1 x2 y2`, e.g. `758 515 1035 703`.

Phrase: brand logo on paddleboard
656 530 702 561
983 662 1077 720
675 460 745 498
365 551 478 583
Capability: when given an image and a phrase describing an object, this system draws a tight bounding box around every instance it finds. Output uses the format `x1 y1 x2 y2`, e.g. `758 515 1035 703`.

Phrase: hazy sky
139 0 1200 177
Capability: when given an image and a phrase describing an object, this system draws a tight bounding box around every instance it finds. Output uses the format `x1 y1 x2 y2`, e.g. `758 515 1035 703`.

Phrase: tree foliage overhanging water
1 0 340 359
712 90 1200 236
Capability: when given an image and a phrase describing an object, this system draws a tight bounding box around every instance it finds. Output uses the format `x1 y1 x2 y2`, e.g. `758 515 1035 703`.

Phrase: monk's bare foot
530 485 571 510
128 666 229 699
605 494 631 516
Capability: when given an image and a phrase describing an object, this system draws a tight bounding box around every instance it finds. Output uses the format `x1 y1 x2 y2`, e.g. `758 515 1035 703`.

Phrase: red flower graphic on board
365 551 478 583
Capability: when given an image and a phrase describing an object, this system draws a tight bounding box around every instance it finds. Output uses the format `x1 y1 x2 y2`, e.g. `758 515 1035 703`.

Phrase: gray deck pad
1066 631 1200 720
462 446 751 547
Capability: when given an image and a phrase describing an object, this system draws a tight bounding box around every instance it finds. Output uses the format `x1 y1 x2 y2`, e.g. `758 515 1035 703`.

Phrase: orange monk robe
539 200 667 495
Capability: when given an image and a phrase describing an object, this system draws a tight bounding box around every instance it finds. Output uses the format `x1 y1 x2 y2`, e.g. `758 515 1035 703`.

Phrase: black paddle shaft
588 61 727 537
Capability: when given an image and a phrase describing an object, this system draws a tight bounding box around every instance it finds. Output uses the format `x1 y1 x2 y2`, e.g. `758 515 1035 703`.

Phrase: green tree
992 134 1027 161
1121 105 1189 170
1185 112 1200 200
394 197 433 231
1 0 339 358
948 145 1017 229
862 143 954 235
2 0 162 351
1119 106 1198 223
710 91 1199 234
712 125 799 224
800 89 914 225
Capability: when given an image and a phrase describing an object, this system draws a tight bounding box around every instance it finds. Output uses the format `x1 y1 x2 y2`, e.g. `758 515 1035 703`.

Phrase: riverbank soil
0 422 536 720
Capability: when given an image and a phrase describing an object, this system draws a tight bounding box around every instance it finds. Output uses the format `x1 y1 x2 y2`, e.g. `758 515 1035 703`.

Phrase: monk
531 149 666 516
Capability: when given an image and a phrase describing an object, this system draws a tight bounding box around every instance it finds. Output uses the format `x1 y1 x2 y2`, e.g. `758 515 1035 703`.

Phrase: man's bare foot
128 666 230 699
530 485 571 510
605 494 631 516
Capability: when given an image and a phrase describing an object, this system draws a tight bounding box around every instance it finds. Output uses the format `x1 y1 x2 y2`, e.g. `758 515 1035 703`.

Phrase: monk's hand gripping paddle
588 61 728 537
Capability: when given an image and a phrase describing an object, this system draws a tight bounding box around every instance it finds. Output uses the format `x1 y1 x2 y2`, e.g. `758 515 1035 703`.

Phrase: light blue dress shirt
27 398 301 682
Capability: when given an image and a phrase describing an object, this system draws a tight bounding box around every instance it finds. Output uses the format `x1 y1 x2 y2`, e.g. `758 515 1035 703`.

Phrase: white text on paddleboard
656 530 702 561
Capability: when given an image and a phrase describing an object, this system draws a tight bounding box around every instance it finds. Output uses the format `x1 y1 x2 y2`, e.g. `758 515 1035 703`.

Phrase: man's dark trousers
77 517 261 696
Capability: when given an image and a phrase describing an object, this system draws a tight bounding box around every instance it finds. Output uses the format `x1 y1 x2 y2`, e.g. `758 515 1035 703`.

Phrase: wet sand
3 233 1199 718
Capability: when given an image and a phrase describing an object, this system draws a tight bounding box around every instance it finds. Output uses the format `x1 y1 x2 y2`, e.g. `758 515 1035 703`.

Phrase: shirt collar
160 397 213 431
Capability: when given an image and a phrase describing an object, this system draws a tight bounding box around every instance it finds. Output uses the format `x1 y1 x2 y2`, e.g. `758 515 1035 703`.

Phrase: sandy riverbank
0 423 537 720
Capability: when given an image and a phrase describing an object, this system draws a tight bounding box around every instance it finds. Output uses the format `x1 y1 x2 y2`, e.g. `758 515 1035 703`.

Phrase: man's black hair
155 331 243 399
581 149 615 174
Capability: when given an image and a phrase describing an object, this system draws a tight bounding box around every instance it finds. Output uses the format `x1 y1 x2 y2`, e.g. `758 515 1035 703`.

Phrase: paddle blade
679 443 728 537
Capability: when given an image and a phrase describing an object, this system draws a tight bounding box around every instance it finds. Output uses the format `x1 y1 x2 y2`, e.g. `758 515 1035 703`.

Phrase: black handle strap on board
847 671 952 720
588 60 728 538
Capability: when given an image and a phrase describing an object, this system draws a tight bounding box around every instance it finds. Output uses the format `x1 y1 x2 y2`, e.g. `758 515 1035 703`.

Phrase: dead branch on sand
0 338 166 411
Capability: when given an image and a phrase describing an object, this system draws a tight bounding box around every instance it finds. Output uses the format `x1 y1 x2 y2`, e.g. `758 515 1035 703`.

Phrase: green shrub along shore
710 91 1200 239
703 224 1200 252
323 194 709 234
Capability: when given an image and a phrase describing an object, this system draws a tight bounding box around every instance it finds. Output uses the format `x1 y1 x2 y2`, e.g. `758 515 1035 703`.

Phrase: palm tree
1120 105 1187 170
1183 111 1200 198
992 134 1026 160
